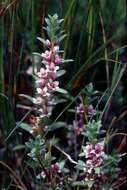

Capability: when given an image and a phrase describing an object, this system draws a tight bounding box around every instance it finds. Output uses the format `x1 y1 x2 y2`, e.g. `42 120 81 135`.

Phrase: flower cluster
76 103 96 118
85 143 104 170
33 40 61 117
83 143 105 183
73 119 84 135
73 103 84 135
39 162 61 179
73 103 96 135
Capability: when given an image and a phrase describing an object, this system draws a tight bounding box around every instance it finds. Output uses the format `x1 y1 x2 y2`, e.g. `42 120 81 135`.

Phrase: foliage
0 1 127 190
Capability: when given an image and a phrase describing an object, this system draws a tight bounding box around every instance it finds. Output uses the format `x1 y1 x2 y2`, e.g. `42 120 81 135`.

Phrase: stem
0 161 27 190
36 153 49 180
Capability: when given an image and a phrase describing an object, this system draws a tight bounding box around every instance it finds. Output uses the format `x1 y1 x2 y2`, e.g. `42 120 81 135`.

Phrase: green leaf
32 53 42 65
18 122 32 132
87 180 94 188
72 181 87 187
58 19 64 24
56 69 66 77
94 167 101 175
16 104 34 110
57 34 67 42
75 160 86 170
37 37 46 45
31 74 38 80
55 88 68 94
79 152 85 157
18 94 34 103
85 83 93 94
48 122 67 131
32 52 42 57
61 59 73 63
13 144 26 151
49 137 59 145
45 18 51 26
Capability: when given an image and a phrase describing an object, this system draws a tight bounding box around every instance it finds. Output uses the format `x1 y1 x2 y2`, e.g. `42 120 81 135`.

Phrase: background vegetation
0 0 127 189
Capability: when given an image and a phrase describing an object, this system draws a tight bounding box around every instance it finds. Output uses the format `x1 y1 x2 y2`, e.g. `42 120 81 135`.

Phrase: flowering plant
21 14 122 190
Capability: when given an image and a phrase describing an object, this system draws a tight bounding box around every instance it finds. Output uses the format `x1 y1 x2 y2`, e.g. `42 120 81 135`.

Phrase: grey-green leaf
55 88 68 94
18 122 32 132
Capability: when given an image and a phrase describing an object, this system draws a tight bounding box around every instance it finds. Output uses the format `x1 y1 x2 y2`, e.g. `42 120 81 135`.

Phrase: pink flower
51 162 61 173
76 104 96 118
87 105 96 117
85 143 104 169
95 143 103 154
55 55 61 65
36 79 45 88
33 39 63 117
76 103 85 115
53 45 59 53
36 68 48 78
47 80 59 91
42 50 52 62
40 171 46 179
85 144 94 158
73 119 84 135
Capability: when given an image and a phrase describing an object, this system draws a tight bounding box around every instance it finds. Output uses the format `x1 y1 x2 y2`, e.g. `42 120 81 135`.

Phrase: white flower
40 171 46 179
33 97 43 105
53 45 59 52
37 88 43 94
